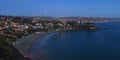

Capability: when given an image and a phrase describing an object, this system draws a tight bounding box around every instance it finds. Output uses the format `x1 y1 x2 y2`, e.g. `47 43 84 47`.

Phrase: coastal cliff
0 35 25 60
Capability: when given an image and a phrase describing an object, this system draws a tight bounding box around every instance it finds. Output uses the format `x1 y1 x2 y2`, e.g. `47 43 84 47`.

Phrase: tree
13 17 23 24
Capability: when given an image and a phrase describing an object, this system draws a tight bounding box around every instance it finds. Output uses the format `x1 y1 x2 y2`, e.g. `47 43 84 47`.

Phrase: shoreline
13 31 54 59
12 28 97 59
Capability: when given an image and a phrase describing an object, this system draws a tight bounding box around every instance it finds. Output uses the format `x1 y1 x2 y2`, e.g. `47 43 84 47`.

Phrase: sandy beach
13 32 51 58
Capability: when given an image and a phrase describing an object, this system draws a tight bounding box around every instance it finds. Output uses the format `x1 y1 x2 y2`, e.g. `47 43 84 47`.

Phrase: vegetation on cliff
0 35 25 60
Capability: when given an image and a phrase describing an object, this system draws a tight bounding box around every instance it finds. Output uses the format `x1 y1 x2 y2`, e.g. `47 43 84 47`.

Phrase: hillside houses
0 15 97 40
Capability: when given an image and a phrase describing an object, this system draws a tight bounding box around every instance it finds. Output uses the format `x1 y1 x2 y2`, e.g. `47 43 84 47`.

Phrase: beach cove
13 31 55 59
29 22 120 60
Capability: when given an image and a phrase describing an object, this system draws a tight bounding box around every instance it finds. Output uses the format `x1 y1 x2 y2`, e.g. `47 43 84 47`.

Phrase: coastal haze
0 0 120 60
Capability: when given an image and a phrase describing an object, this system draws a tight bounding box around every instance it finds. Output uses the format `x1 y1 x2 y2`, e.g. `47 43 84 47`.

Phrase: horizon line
0 14 120 18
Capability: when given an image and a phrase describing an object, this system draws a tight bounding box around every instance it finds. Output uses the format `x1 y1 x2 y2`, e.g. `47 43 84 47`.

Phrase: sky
0 0 120 17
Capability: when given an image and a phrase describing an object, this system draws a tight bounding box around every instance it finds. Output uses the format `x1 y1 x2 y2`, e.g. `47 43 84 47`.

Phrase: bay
31 22 120 60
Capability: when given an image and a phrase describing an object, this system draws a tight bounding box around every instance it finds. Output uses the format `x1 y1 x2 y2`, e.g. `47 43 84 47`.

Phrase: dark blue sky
0 0 120 17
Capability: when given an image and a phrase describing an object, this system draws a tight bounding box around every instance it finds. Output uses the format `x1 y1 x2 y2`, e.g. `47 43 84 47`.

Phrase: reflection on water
31 22 120 60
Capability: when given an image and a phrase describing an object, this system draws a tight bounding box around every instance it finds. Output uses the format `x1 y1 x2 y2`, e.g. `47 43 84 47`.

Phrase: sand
13 32 51 58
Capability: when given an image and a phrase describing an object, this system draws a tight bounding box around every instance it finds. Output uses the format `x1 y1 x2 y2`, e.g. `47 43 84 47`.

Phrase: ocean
31 22 120 60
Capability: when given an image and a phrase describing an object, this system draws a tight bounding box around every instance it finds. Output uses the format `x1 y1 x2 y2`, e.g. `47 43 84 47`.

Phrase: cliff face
0 36 25 60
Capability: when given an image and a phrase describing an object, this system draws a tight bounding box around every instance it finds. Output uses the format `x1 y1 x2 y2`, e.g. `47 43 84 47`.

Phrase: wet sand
13 32 51 59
